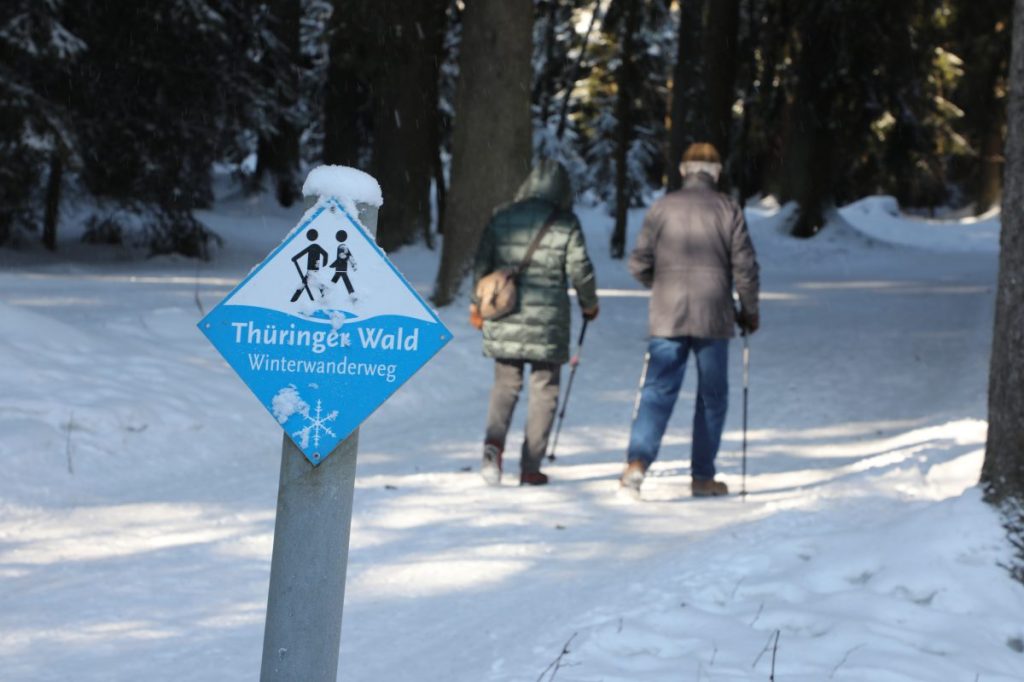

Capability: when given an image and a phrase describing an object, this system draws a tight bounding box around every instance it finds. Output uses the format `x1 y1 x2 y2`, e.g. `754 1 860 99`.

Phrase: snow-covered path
1 196 1021 681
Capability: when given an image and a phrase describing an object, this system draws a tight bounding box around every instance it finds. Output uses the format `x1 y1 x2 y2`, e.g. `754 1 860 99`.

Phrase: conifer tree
0 0 83 248
254 0 304 208
982 0 1024 507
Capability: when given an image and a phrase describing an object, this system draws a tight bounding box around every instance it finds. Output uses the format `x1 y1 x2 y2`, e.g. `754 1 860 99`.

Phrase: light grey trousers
485 359 561 473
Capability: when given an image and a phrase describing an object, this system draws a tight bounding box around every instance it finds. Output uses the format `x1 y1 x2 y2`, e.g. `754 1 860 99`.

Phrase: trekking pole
291 261 315 302
547 319 589 461
741 329 750 499
630 350 651 423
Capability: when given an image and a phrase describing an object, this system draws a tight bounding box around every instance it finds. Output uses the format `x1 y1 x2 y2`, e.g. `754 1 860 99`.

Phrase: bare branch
752 628 780 671
829 643 864 678
537 632 578 682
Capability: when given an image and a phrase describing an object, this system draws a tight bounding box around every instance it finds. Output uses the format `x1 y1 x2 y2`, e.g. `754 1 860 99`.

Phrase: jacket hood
514 159 574 210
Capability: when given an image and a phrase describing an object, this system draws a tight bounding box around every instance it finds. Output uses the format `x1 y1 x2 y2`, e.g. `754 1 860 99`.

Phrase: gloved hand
736 308 759 335
469 304 483 331
582 305 599 321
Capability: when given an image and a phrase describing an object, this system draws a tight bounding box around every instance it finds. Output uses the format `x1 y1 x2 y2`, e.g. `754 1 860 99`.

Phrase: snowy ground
1 190 1022 681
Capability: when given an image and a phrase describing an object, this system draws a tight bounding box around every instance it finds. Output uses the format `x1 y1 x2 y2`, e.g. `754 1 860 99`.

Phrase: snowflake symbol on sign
292 399 338 450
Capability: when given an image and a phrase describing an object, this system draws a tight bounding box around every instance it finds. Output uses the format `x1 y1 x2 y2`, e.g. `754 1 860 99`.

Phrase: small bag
475 269 518 321
475 210 559 321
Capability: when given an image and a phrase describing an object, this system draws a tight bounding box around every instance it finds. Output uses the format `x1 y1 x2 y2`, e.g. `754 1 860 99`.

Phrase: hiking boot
619 460 648 498
519 471 549 486
691 478 729 497
481 444 503 486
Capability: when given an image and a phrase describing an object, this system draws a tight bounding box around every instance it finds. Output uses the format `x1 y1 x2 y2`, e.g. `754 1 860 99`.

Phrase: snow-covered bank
839 196 1000 254
0 193 1019 681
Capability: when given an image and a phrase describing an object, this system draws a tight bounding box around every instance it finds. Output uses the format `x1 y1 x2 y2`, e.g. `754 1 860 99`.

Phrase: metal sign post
197 174 450 682
258 202 376 682
260 429 359 680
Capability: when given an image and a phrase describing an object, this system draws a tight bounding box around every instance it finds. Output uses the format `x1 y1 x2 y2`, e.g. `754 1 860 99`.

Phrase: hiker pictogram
290 229 329 302
331 229 358 297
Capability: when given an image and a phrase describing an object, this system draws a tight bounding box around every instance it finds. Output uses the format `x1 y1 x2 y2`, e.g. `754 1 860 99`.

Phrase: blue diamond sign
199 197 452 465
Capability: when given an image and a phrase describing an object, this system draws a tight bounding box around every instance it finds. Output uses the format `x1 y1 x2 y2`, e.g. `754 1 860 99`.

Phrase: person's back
473 161 597 365
629 168 757 340
620 142 759 498
470 160 598 486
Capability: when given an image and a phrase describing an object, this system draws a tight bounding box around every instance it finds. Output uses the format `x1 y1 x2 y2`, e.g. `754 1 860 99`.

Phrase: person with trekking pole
619 142 760 498
469 159 599 487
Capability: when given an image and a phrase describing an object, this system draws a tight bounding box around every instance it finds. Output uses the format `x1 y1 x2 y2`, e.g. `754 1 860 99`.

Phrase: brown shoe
691 478 729 497
520 471 549 486
619 460 648 497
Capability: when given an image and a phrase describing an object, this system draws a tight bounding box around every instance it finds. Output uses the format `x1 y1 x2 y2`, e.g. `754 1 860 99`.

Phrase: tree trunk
610 0 640 259
783 81 830 237
962 40 1009 214
667 0 707 191
323 0 371 168
42 151 63 251
432 0 533 306
952 0 1011 214
256 0 302 207
732 0 762 201
982 0 1024 504
781 3 832 237
977 96 1007 213
703 0 740 163
974 49 1007 212
754 0 791 198
434 141 447 241
370 0 447 253
323 67 365 167
789 122 830 237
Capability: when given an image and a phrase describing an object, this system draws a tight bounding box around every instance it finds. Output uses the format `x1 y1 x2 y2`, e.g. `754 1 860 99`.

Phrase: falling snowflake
292 399 339 450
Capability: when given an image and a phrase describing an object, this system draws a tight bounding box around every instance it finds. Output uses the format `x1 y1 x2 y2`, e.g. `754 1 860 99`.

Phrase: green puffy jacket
472 160 598 364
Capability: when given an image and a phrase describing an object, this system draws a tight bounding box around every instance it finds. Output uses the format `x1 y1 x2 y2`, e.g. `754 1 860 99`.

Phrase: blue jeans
627 336 729 480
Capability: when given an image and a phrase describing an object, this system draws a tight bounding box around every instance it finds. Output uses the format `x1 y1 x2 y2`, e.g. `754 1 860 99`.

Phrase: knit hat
682 142 721 163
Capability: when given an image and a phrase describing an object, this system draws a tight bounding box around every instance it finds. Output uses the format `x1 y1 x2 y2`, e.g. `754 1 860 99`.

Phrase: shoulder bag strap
513 208 561 276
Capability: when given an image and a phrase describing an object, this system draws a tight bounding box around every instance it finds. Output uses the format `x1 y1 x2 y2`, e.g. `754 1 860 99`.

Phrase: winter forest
1 2 1012 262
3 0 1024 681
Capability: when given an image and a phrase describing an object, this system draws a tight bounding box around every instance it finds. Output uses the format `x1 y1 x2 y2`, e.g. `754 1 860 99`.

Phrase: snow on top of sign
302 165 383 208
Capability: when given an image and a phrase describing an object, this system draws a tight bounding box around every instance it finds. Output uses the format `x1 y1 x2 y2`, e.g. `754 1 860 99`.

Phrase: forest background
0 0 1011 298
3 0 1024 583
